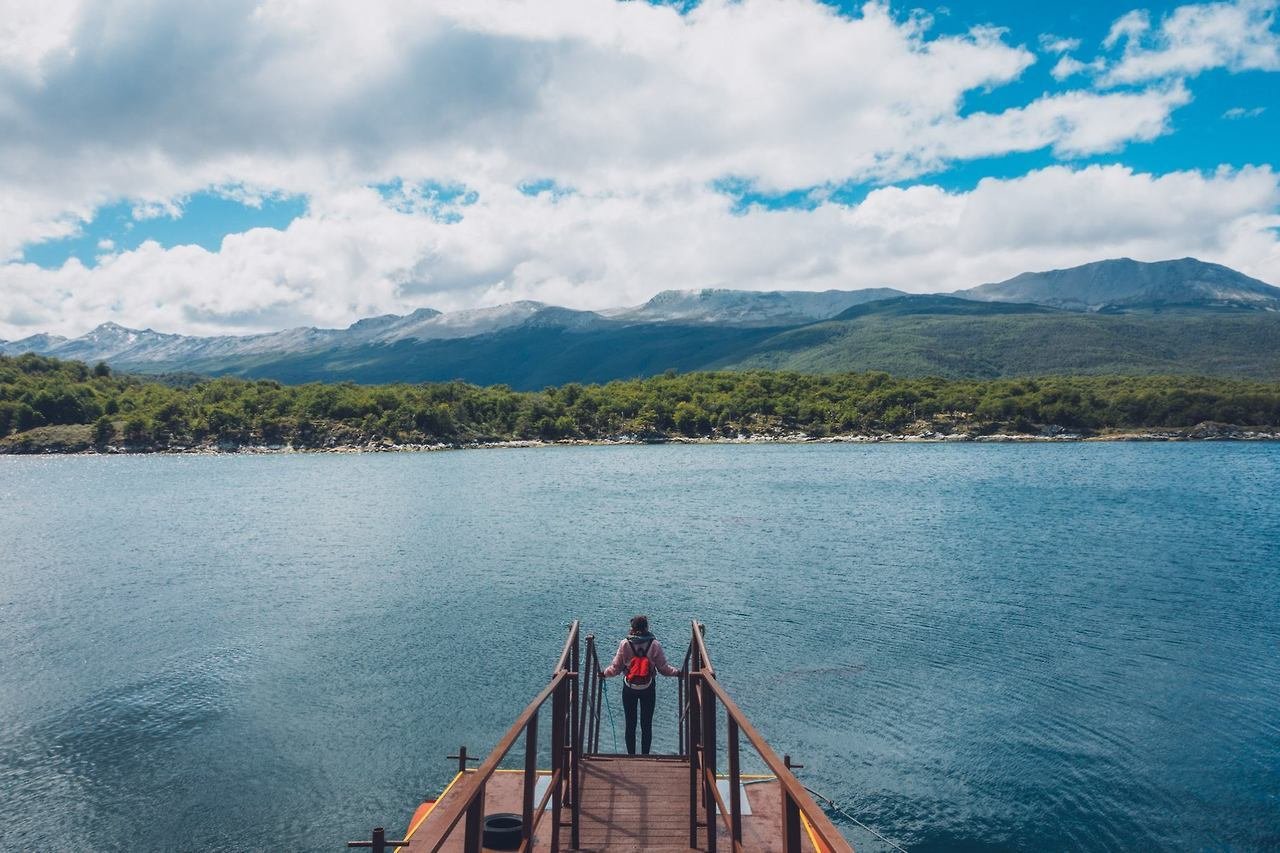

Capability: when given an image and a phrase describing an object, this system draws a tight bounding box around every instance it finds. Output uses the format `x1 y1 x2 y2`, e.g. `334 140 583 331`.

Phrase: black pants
622 683 656 755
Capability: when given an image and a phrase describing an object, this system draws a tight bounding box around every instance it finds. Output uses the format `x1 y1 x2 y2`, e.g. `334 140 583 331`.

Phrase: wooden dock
574 756 823 852
402 760 826 853
354 621 851 853
578 755 700 851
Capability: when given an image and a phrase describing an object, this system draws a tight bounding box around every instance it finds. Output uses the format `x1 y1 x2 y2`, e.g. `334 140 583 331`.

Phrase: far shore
4 422 1279 456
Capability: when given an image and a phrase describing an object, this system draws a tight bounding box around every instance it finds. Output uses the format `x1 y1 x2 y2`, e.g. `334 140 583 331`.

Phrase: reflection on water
1 444 1277 851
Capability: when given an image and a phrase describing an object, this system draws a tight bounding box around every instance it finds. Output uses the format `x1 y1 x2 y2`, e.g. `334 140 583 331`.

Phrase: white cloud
0 0 1273 338
1104 10 1153 50
1050 55 1107 81
0 3 1192 250
935 84 1189 159
0 0 79 82
1039 34 1082 54
1101 0 1280 85
2 164 1277 339
1224 105 1267 117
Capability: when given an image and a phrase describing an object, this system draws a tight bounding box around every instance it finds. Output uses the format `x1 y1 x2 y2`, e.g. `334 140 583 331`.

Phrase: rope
802 785 909 853
600 678 619 753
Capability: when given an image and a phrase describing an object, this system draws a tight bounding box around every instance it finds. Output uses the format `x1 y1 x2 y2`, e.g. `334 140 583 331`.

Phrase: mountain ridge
3 257 1278 386
959 257 1280 312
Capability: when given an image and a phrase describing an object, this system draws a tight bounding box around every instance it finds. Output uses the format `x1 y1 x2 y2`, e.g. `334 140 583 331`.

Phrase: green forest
2 353 1279 452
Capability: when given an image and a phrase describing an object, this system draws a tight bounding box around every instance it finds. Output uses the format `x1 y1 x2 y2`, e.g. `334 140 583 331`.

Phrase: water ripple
0 444 1277 852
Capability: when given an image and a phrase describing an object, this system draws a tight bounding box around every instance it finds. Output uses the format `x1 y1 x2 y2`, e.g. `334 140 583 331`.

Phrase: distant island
3 258 1280 389
2 353 1278 455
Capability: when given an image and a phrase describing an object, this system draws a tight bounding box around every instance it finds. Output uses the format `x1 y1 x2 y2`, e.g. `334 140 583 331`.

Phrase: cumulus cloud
1050 55 1106 81
0 0 1276 338
0 4 1187 241
1039 34 1082 54
1099 0 1280 84
930 84 1190 159
0 0 79 82
1104 10 1153 50
1048 1 1280 87
2 164 1278 339
0 0 1035 199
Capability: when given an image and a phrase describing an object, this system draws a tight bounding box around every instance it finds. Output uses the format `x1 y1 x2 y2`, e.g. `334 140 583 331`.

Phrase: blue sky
21 193 307 269
923 2 1278 179
720 0 1280 208
1 0 1277 337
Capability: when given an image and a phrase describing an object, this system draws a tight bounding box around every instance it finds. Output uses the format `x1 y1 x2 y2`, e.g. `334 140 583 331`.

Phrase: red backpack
625 637 653 685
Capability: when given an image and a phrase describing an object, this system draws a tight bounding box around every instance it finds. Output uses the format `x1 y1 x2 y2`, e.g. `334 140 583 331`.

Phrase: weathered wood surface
576 756 692 851
403 759 825 852
576 756 820 853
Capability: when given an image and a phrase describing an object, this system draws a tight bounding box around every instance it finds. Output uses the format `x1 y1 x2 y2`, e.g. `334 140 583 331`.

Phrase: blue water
1 444 1278 852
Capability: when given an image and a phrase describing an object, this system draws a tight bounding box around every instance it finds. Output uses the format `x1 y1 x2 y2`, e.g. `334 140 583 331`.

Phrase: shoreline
5 424 1280 456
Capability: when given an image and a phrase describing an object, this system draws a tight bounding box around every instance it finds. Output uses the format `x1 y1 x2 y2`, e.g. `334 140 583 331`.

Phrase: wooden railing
364 619 851 852
684 621 854 853
405 620 593 853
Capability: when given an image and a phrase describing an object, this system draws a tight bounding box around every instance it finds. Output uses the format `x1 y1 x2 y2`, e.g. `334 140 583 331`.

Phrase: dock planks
576 756 692 851
403 758 822 852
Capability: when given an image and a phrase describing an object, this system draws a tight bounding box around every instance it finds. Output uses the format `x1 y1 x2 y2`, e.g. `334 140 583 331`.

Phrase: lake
1 444 1277 851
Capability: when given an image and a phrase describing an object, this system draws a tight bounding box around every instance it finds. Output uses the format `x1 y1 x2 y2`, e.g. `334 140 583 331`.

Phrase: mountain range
4 258 1279 388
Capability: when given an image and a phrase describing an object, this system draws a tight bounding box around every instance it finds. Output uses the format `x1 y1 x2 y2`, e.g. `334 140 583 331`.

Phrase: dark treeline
2 353 1280 450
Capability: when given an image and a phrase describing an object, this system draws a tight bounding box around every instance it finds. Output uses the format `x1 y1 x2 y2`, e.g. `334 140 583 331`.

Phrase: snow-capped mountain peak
612 287 906 325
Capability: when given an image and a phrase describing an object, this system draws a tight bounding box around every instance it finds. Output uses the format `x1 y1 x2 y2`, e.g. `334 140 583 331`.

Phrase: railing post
592 667 604 754
688 620 703 850
570 629 581 850
677 662 685 757
698 621 710 673
687 670 701 849
550 677 565 853
728 716 742 844
463 779 486 853
347 826 411 853
782 754 802 853
522 710 538 848
702 674 717 853
448 745 478 774
580 635 594 757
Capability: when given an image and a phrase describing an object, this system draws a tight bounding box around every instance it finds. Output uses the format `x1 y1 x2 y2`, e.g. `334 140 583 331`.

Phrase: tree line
2 353 1279 449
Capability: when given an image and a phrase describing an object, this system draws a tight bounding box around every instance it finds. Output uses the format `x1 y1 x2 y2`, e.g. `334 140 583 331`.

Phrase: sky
1 0 1279 339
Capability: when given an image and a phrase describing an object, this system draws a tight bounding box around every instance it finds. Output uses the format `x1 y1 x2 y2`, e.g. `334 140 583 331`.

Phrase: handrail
516 766 562 853
410 669 569 850
686 620 853 853
583 636 604 754
678 642 693 757
691 620 715 677
367 619 851 853
413 621 580 853
702 766 745 853
553 622 577 674
698 674 849 849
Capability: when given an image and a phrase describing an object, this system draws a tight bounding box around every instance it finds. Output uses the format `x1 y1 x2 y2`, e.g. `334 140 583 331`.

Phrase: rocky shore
2 421 1278 455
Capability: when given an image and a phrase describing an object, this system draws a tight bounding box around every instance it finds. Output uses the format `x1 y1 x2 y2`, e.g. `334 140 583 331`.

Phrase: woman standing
600 615 681 755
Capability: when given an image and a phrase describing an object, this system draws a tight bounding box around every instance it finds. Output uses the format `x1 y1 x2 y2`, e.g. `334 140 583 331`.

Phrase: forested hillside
724 309 1280 379
3 354 1278 453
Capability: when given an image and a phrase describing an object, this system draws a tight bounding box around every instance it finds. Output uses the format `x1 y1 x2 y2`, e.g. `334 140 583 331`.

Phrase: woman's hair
630 614 649 635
